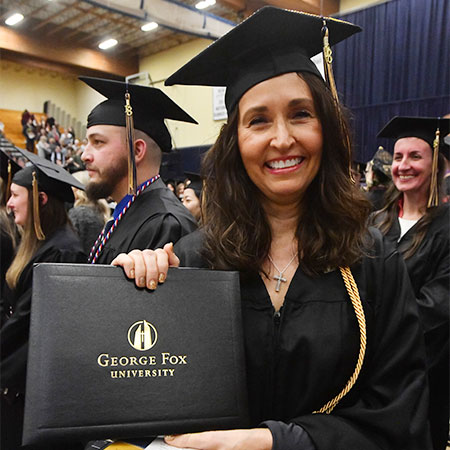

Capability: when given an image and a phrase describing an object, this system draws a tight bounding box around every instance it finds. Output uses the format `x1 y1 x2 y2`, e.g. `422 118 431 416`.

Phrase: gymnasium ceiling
0 0 339 78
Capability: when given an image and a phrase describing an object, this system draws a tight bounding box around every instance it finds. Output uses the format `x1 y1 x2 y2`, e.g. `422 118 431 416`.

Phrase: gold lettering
97 353 109 367
148 355 156 365
138 356 148 365
161 352 170 365
129 356 138 366
119 356 129 366
139 370 144 377
111 357 119 366
145 370 151 377
119 371 126 378
111 371 118 378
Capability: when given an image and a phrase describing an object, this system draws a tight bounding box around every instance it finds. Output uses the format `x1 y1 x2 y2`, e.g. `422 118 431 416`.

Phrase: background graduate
112 7 432 450
1 149 86 449
80 78 198 265
372 116 450 450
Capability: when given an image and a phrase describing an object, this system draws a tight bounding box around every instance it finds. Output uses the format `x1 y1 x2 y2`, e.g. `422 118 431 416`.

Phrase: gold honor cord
125 92 137 196
314 266 367 414
32 171 45 240
427 127 440 208
322 21 355 184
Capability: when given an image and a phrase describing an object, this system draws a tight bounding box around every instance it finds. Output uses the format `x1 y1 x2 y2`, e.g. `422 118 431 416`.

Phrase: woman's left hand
164 428 273 450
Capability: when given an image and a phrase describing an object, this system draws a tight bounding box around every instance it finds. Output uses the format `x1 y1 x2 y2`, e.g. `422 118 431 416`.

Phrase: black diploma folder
23 264 248 445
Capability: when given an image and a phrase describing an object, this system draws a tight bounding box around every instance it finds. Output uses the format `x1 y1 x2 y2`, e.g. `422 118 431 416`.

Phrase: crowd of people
0 6 449 450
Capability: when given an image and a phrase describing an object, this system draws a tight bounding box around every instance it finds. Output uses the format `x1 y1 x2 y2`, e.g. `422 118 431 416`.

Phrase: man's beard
85 156 128 200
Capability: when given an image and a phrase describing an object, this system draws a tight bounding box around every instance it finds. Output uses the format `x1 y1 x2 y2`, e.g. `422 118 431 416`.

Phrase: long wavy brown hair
371 153 445 259
6 189 68 289
200 72 371 275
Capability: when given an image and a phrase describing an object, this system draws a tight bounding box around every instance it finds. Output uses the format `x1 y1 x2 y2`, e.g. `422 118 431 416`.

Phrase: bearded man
81 77 197 265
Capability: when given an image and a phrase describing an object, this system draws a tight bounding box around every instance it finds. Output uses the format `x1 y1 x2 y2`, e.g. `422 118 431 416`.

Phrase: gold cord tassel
32 171 45 240
5 160 13 205
125 92 137 196
314 266 367 414
322 20 354 183
427 128 440 208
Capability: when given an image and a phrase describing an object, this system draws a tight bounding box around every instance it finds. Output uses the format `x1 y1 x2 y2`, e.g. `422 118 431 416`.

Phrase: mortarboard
0 149 21 206
80 76 197 153
12 148 85 239
378 116 450 206
371 146 392 179
165 6 361 113
185 171 203 197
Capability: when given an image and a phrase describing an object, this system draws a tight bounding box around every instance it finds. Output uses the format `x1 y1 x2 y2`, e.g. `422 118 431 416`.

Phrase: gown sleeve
287 241 431 450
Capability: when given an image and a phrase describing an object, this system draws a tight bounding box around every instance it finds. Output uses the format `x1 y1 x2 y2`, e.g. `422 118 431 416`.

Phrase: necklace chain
268 252 298 292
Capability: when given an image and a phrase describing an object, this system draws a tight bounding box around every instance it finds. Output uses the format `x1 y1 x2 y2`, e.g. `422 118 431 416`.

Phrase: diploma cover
23 264 248 445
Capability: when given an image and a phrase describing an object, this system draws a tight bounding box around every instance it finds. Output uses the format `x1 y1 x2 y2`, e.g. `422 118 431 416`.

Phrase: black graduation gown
93 178 197 265
373 205 449 450
174 228 432 450
0 224 86 450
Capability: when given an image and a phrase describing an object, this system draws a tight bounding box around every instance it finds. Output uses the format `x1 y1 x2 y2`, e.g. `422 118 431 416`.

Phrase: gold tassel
322 20 354 183
124 92 137 196
427 127 440 208
6 160 12 204
32 171 45 240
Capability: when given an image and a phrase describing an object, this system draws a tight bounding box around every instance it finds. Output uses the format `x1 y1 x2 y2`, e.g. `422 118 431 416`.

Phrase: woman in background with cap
1 150 86 450
113 7 431 450
371 116 450 450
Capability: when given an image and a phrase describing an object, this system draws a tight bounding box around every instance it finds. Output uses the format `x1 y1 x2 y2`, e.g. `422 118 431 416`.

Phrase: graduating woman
372 116 450 450
112 7 432 450
1 149 86 450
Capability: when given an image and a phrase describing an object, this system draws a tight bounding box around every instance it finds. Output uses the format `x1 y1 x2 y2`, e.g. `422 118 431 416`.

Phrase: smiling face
392 137 433 198
7 183 29 226
237 72 323 207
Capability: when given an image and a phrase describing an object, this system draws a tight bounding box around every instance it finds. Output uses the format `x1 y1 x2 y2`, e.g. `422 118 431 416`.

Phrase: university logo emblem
127 320 158 351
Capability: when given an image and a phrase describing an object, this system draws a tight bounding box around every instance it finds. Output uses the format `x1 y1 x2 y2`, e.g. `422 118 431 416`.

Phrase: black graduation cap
0 149 21 183
12 148 84 203
185 171 203 197
378 116 450 156
165 6 361 113
371 146 392 179
0 149 21 206
80 76 198 153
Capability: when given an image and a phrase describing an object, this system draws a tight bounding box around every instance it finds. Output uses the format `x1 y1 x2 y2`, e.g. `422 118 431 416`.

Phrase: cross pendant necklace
268 252 298 292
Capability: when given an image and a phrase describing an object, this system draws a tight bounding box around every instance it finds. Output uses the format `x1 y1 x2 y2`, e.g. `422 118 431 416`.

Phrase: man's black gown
1 224 86 450
92 179 197 265
373 204 449 450
174 228 432 450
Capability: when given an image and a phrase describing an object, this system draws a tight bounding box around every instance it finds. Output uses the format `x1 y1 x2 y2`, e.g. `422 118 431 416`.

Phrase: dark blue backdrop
333 0 449 162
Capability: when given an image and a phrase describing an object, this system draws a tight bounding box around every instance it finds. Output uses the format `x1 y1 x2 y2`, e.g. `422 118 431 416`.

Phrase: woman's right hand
111 243 180 290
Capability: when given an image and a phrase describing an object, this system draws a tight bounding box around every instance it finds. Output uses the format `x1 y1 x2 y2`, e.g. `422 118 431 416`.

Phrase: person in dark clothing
1 150 86 450
79 77 198 265
364 146 392 211
111 8 432 450
372 116 450 450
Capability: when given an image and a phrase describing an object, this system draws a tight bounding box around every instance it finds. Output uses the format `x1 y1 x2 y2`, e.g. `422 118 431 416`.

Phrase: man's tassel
125 92 137 196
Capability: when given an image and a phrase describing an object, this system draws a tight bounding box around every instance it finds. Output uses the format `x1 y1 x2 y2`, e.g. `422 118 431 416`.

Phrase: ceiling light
141 22 158 32
99 38 118 50
5 13 24 26
195 0 216 9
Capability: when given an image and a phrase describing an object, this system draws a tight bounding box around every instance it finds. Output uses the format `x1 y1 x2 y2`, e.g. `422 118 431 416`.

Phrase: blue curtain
333 0 449 162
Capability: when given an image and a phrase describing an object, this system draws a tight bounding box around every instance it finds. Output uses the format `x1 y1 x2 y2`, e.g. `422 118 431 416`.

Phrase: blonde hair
72 171 110 224
6 190 68 289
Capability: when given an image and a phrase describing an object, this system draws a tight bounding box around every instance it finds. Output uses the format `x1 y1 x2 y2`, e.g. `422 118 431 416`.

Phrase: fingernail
139 277 146 287
149 280 157 290
130 269 135 278
158 273 165 283
165 435 175 441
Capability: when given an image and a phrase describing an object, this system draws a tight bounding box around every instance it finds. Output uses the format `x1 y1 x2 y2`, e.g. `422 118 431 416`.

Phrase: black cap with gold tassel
378 116 450 207
1 149 21 206
10 148 85 239
124 89 137 196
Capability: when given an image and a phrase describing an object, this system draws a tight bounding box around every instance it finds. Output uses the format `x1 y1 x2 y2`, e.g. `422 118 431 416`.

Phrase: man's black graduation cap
80 76 198 153
165 6 361 113
378 116 450 156
12 148 84 203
